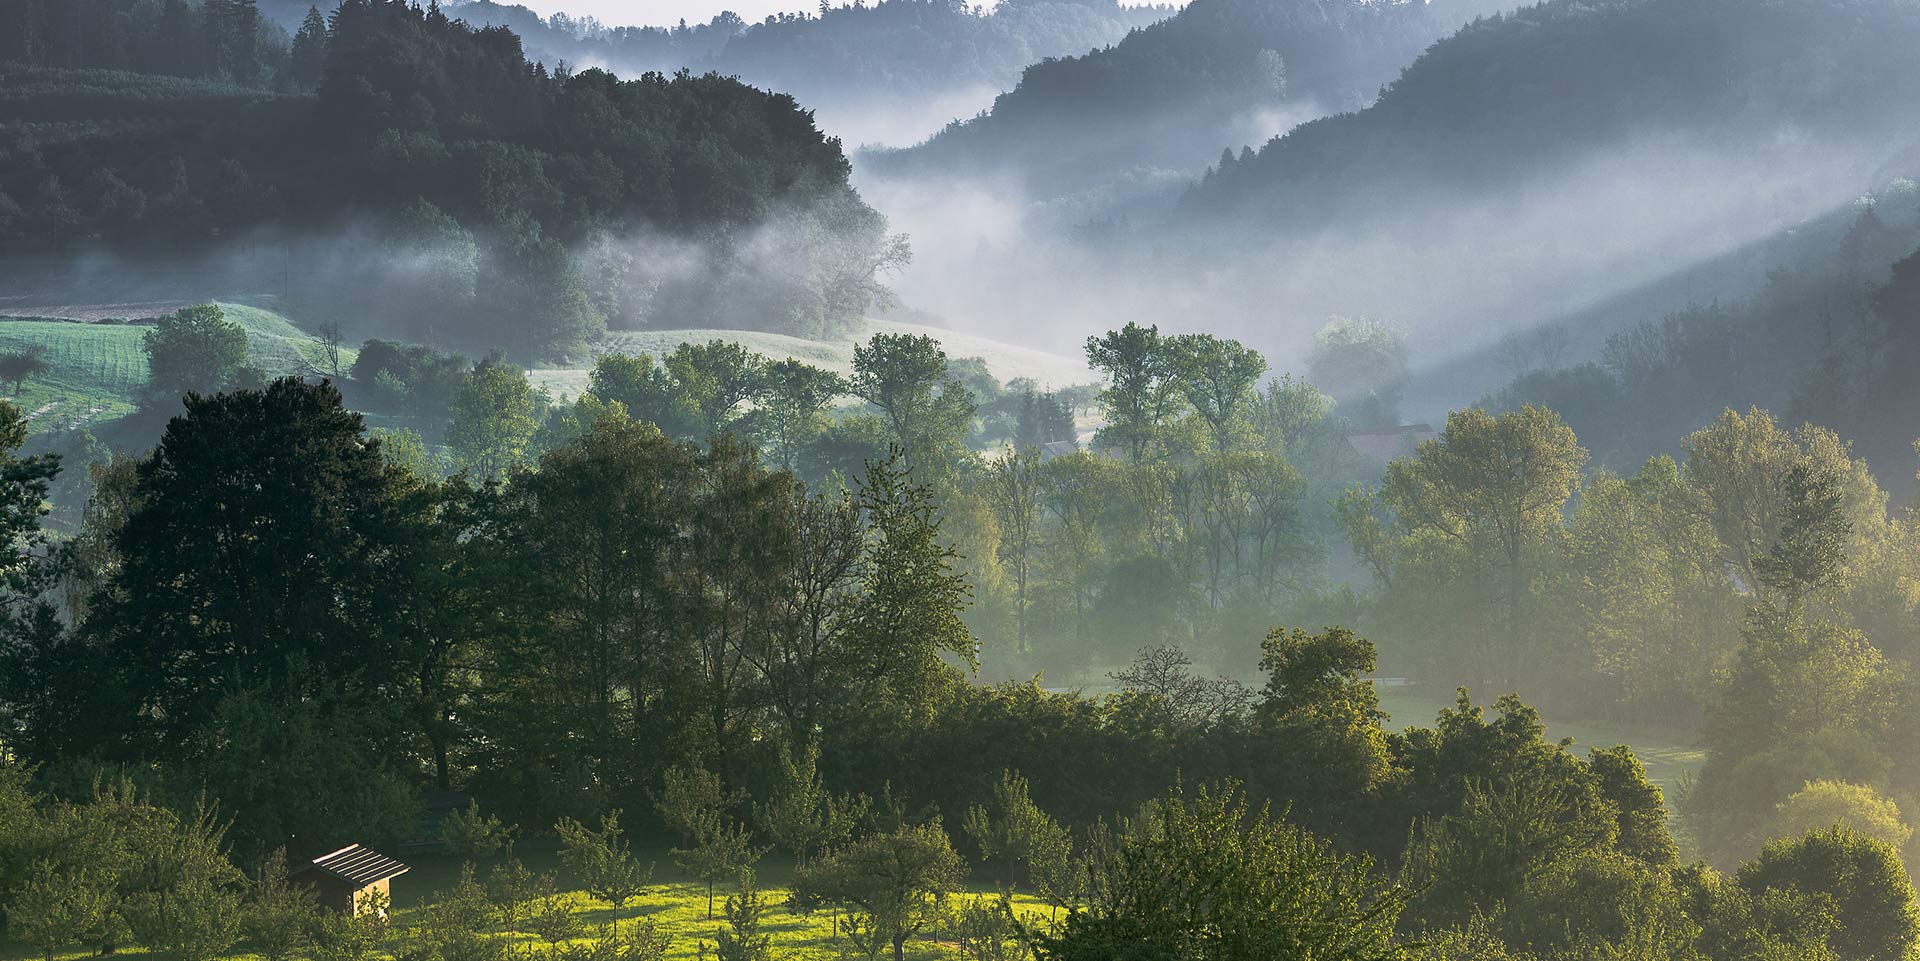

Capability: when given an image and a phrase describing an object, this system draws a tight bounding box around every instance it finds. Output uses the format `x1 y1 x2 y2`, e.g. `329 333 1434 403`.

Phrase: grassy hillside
0 320 148 430
532 318 1096 400
0 301 356 433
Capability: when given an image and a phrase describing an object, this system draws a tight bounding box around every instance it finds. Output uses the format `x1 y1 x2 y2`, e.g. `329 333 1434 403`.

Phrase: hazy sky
515 0 874 25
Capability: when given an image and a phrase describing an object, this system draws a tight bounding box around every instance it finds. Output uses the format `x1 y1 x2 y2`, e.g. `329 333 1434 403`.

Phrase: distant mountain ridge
1186 0 1920 226
865 0 1515 198
440 0 1176 145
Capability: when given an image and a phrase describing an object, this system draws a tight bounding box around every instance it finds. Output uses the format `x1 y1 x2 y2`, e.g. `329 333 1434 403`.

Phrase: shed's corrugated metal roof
295 844 409 886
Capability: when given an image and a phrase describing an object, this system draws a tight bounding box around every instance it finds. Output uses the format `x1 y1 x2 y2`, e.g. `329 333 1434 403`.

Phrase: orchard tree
555 810 651 916
658 765 762 919
960 769 1072 891
790 821 967 961
142 303 252 400
754 741 868 866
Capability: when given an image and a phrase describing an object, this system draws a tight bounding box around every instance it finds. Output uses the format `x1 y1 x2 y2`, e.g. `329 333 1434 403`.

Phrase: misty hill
1453 175 1920 498
1186 0 1920 226
441 0 1175 145
862 0 1510 206
0 299 354 432
0 0 900 362
981 0 1920 409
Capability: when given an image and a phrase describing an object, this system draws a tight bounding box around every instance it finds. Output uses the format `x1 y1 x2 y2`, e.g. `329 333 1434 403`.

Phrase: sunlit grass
0 842 1054 961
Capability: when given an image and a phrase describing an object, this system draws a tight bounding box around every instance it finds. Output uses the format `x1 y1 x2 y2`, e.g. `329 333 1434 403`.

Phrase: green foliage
755 741 868 867
961 770 1073 895
442 802 518 861
1738 827 1920 961
1588 745 1679 868
1030 780 1407 961
1374 405 1586 687
661 766 762 919
791 820 968 961
311 888 391 961
855 452 977 696
666 340 769 437
1085 322 1182 463
556 809 652 912
485 858 540 930
408 865 505 961
948 891 1032 961
141 303 253 400
853 333 977 480
1772 781 1914 855
448 356 544 479
710 868 775 961
11 859 118 961
243 849 322 961
1168 332 1267 454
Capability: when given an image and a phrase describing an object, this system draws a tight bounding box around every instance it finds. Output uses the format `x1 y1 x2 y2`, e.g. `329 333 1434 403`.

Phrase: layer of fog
857 127 1901 419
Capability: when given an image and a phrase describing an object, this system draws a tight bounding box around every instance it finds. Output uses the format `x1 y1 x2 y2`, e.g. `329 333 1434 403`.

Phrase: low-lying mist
855 125 1910 418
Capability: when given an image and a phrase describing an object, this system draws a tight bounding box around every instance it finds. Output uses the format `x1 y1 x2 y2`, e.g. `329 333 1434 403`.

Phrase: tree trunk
893 934 908 961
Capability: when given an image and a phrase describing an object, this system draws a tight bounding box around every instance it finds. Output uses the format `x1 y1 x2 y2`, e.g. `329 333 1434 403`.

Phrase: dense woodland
4 280 1920 958
0 0 902 357
1182 0 1920 224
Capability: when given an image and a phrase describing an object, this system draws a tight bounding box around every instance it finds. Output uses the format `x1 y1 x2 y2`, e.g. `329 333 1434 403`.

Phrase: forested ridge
0 0 901 359
867 0 1509 196
441 0 1174 137
1183 0 1920 223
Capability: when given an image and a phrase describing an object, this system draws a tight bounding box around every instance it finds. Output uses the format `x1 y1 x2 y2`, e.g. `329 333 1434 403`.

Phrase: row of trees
1341 399 1920 870
345 316 1391 673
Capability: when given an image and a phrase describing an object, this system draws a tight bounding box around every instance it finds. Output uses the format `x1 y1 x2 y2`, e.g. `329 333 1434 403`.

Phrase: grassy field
533 318 1095 401
0 842 1051 961
0 300 354 434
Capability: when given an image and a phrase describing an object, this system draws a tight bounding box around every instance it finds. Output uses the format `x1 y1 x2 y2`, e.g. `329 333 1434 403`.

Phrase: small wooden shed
292 844 410 916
